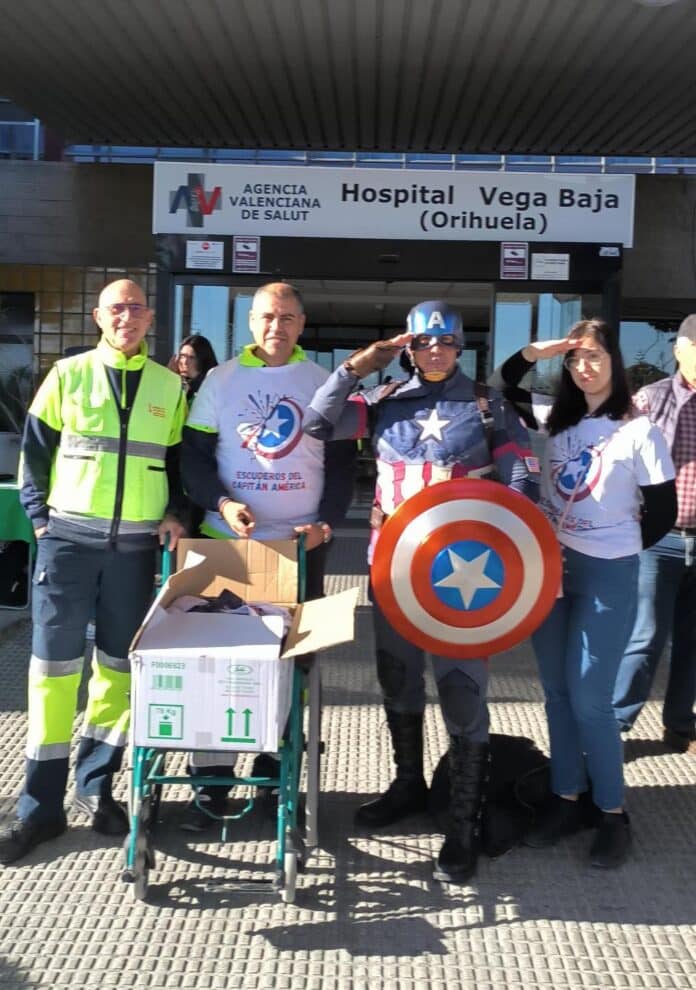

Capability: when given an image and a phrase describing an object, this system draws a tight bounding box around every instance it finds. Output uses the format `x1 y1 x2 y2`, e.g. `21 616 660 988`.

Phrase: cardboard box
130 539 358 753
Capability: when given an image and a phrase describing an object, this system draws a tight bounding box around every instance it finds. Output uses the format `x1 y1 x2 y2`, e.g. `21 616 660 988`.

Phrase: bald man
0 279 188 865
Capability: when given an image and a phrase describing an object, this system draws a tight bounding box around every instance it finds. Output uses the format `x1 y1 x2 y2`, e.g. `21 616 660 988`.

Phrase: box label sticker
221 706 256 744
148 704 184 740
152 673 183 691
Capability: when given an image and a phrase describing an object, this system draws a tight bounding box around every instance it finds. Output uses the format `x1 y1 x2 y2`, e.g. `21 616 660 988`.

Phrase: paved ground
0 525 695 990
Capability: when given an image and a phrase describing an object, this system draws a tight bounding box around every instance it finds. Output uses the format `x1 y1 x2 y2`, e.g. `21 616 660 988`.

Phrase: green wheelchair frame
122 537 315 903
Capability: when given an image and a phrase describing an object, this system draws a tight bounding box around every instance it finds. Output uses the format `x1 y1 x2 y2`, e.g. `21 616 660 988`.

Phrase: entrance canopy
1 0 695 156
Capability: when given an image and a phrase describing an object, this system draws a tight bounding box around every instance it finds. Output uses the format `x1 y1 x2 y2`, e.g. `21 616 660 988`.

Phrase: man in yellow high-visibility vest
0 279 187 866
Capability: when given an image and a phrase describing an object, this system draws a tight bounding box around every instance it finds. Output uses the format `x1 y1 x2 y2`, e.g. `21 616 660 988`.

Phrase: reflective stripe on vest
61 435 168 460
50 510 162 534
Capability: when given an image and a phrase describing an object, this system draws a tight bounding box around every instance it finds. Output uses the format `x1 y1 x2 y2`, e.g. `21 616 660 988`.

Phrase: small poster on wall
185 240 224 270
232 236 261 273
531 253 569 281
500 242 529 280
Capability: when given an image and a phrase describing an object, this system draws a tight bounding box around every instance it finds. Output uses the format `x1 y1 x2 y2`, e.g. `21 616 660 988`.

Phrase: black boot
355 710 429 827
433 737 490 884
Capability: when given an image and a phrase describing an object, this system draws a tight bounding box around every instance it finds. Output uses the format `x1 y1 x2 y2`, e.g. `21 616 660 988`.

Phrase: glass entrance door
169 279 608 387
172 281 259 363
491 290 602 389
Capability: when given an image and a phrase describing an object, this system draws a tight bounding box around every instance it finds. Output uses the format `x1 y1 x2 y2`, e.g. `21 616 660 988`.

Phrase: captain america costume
305 297 539 884
305 362 537 738
352 374 533 517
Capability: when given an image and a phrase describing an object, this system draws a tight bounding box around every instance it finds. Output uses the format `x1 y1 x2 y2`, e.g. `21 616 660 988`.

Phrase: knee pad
438 668 482 733
376 649 407 700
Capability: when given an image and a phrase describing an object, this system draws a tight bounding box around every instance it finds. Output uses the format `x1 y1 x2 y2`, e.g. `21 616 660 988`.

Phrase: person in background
495 320 676 868
170 335 219 535
0 279 187 866
180 281 355 830
613 314 696 753
173 334 218 404
304 300 538 885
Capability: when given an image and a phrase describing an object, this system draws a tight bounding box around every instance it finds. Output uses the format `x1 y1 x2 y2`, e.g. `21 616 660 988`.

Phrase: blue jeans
613 531 696 735
532 547 638 811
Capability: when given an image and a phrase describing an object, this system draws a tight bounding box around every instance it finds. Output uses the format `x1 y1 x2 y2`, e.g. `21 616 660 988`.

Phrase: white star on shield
416 409 450 442
434 548 502 609
263 407 288 438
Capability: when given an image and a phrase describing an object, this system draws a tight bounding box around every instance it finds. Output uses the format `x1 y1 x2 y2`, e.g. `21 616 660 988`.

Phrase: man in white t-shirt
180 282 355 828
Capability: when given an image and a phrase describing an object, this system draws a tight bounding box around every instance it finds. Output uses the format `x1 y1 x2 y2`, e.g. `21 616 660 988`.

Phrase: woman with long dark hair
175 334 218 402
495 319 677 867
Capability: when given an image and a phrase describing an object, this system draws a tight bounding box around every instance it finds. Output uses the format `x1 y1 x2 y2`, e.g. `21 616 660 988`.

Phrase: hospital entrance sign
154 164 635 247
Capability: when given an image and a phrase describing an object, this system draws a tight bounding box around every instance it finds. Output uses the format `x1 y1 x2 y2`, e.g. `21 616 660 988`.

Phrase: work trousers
18 535 156 825
371 594 489 743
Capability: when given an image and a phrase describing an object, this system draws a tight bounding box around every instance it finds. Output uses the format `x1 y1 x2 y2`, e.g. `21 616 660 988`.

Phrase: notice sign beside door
233 236 260 273
185 240 224 270
531 253 570 281
500 242 529 280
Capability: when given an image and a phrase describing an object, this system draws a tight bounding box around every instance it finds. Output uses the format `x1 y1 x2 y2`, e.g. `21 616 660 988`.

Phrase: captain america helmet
406 300 464 352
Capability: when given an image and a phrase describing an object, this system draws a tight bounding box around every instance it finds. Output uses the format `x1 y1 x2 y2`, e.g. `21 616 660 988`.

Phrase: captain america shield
371 478 562 658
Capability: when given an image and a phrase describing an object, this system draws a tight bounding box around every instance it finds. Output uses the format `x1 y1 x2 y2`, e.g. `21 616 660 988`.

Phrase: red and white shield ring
371 478 562 658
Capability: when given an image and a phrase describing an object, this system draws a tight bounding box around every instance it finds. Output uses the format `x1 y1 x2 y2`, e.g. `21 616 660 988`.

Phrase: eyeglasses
563 351 607 371
411 333 459 351
102 303 150 317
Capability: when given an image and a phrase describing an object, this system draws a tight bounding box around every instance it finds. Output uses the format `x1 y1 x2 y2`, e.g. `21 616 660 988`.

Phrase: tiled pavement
0 527 694 989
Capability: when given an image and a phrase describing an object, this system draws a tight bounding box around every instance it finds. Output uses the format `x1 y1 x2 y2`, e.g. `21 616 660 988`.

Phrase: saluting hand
521 337 576 362
345 331 413 378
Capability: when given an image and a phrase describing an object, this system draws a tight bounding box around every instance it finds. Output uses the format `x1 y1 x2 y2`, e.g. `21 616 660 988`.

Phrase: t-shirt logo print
552 445 601 503
237 392 304 460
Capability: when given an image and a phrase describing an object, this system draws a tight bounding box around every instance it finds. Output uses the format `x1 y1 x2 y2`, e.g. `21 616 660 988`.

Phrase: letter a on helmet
406 300 464 348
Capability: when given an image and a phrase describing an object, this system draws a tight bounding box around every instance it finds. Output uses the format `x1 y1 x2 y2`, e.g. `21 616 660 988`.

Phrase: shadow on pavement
126 780 696 936
0 958 37 990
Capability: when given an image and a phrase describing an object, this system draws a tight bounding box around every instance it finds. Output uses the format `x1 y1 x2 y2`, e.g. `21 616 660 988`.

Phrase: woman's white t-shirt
538 412 675 559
